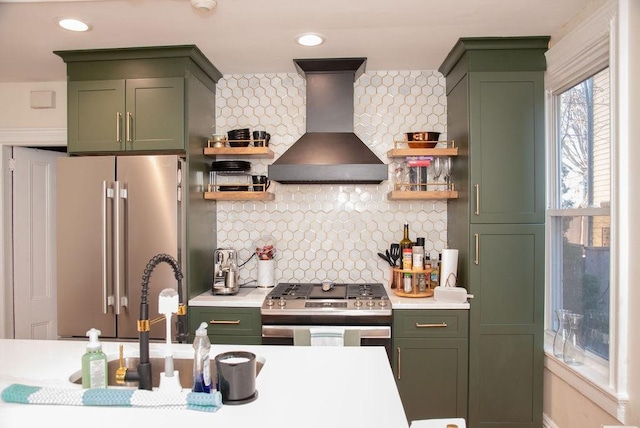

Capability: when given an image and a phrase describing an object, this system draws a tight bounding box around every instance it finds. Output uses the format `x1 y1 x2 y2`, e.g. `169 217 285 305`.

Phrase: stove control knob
354 300 363 307
378 300 388 307
366 300 376 307
277 299 287 307
265 299 274 307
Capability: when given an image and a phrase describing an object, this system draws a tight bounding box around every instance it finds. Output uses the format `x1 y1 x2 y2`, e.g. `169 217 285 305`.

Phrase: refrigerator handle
114 181 124 314
114 181 129 313
102 181 115 314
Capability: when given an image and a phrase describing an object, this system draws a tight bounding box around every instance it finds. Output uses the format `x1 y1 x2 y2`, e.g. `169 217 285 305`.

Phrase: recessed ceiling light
57 18 91 32
296 33 325 47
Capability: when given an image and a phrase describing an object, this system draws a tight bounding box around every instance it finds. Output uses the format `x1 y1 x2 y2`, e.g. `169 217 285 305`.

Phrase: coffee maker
213 248 239 295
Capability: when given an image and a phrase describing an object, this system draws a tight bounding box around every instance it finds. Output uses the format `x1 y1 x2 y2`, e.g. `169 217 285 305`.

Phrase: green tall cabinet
439 37 549 428
55 45 223 325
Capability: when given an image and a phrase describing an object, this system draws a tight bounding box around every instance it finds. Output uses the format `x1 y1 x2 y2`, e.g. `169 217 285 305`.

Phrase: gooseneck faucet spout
118 253 187 390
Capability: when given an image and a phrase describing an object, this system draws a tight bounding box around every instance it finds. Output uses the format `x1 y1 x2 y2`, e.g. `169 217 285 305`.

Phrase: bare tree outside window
554 68 610 360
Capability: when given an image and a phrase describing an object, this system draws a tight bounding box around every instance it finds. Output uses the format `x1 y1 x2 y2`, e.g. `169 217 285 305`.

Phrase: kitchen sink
68 356 265 388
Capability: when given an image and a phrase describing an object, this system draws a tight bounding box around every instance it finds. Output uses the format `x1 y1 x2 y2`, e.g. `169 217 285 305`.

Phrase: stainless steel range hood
268 58 387 184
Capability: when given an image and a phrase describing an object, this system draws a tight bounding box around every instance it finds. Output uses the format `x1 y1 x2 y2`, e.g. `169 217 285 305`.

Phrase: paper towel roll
257 259 275 288
439 249 458 287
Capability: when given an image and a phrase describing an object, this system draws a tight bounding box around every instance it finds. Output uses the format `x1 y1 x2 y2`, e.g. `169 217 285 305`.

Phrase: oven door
262 325 391 359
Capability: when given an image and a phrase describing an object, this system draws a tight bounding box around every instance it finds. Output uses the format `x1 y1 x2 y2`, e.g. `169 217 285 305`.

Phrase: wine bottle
400 222 413 270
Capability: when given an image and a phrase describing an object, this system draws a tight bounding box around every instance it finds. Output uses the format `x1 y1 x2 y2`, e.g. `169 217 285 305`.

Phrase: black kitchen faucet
116 253 187 390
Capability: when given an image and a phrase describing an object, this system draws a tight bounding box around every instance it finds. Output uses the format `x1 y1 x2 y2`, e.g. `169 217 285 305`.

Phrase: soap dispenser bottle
192 322 212 393
82 328 107 389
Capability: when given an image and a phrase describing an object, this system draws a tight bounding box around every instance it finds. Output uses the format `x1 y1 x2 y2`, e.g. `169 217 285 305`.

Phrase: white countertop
0 339 408 428
189 285 470 310
189 286 271 307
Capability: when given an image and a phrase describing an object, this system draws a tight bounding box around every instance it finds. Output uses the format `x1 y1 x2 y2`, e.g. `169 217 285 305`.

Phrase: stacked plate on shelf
210 161 252 192
227 128 251 147
210 160 251 172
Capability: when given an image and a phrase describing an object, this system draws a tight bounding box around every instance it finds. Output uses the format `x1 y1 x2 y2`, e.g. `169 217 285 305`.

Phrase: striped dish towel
309 327 344 346
1 384 222 412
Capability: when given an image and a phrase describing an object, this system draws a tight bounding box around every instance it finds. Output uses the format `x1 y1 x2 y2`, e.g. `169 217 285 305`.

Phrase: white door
12 147 64 339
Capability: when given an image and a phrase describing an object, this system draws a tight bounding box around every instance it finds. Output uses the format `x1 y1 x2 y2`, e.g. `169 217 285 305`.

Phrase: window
549 68 611 361
544 1 628 421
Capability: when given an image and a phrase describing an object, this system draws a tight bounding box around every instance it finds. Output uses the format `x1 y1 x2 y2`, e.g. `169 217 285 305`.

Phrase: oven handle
262 325 391 339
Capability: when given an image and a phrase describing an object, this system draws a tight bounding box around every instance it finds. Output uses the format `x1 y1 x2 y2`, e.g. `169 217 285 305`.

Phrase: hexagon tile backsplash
214 70 448 287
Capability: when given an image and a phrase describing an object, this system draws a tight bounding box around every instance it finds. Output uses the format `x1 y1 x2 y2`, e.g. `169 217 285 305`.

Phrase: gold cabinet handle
116 112 122 143
126 111 132 143
474 233 479 265
396 347 401 380
415 322 448 328
474 183 480 215
209 320 240 325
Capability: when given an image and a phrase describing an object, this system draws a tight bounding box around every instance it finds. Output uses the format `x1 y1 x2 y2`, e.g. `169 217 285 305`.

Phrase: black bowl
228 128 250 137
229 141 250 147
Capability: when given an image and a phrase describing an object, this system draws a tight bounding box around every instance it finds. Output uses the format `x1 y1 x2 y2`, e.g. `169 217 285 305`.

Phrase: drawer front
189 307 261 337
393 309 468 338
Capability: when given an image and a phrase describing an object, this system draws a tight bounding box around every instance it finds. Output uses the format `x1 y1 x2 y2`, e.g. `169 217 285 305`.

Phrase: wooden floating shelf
387 147 459 158
387 190 458 200
204 146 274 158
204 191 275 201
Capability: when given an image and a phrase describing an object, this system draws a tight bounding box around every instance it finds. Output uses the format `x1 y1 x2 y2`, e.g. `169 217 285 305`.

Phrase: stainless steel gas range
261 282 392 357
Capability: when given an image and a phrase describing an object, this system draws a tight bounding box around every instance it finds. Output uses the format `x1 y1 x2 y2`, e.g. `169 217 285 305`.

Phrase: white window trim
544 0 629 422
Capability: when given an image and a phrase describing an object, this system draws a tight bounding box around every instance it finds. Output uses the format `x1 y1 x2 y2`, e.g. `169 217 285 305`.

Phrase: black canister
215 351 257 404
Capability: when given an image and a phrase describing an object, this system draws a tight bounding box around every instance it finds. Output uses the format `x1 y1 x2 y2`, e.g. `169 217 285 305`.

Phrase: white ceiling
0 0 595 83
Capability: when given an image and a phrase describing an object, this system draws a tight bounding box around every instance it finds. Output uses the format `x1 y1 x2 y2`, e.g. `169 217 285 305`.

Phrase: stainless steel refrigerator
57 155 186 339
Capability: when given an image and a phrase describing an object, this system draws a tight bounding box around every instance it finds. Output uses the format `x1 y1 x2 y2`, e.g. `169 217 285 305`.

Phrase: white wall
0 81 67 338
0 82 66 129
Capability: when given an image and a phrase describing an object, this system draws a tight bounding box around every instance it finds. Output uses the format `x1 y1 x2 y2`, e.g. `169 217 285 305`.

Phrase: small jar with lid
403 273 413 293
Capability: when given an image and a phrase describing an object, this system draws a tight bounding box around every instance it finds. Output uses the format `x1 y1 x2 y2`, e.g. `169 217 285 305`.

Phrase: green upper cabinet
56 45 221 154
125 77 184 151
441 38 547 226
468 71 545 224
68 77 184 153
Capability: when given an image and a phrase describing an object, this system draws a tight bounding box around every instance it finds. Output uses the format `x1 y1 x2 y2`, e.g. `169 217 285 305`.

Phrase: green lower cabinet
188 306 262 345
468 223 545 428
393 310 468 423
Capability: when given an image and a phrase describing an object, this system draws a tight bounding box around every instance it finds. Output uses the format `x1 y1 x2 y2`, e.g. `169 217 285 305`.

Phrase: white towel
309 327 345 346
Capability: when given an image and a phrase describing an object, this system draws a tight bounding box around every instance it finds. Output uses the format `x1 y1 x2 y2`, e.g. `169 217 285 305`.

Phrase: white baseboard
543 413 560 428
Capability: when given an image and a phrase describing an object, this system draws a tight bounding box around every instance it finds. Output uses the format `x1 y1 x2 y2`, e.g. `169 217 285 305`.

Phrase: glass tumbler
563 313 585 365
553 309 572 358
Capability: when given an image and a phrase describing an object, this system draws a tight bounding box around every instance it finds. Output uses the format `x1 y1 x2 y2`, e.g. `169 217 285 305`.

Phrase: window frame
544 0 628 421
